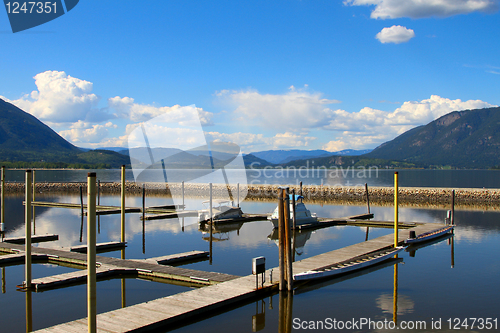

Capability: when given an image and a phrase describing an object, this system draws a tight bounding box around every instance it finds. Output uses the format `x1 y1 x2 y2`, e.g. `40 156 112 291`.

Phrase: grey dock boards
32 222 450 333
2 234 59 244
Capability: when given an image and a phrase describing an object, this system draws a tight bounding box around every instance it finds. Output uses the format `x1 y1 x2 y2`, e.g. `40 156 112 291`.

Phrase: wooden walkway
32 222 448 333
0 243 237 290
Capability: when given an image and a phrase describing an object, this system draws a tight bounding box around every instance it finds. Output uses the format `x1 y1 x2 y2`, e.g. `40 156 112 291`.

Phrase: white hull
268 200 317 228
294 247 404 281
404 226 454 244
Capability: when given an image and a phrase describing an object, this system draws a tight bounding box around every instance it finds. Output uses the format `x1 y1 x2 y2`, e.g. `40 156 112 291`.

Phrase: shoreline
2 182 500 207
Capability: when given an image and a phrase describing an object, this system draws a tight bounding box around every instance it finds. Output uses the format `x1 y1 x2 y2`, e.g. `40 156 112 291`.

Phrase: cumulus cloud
108 96 213 125
321 95 496 151
376 25 415 44
2 70 104 123
206 131 316 153
59 121 117 144
217 86 340 131
344 0 498 19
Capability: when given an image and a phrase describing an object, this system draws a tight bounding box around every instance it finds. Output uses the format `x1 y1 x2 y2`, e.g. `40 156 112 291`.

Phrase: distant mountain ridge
365 107 500 168
251 149 372 164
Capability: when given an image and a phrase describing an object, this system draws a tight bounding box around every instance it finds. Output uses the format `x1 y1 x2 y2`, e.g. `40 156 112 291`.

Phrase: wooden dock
70 241 127 254
1 234 59 244
31 222 448 333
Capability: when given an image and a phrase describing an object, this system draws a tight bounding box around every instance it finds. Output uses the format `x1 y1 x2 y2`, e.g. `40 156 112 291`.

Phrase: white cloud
206 131 316 153
59 121 117 143
108 96 213 125
216 87 341 131
376 25 415 44
344 0 498 19
322 95 496 151
2 70 103 123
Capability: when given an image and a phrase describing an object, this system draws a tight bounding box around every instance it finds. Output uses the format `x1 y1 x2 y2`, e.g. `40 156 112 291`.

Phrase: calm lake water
1 186 499 332
3 168 500 188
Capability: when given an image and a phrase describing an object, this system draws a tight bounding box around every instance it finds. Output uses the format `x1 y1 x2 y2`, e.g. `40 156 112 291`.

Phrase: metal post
32 170 36 235
87 172 97 333
182 181 185 209
365 183 371 214
25 170 32 290
121 165 126 250
80 186 84 217
451 189 455 225
394 172 399 248
1 166 5 238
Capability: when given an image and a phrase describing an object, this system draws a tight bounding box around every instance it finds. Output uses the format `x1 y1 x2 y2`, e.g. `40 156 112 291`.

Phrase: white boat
294 246 405 281
404 225 454 244
198 199 243 222
268 195 317 228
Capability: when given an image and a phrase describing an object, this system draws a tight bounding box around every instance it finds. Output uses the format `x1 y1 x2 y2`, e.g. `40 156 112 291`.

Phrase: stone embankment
2 182 500 207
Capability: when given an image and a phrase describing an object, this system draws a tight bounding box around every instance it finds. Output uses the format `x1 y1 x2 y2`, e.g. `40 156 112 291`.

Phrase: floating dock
29 222 446 332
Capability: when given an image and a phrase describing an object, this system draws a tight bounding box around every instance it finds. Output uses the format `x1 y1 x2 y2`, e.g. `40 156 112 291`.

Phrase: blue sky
1 0 499 153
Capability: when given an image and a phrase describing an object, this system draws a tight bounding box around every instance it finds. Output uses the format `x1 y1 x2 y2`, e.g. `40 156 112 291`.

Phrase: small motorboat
198 199 243 222
268 194 318 228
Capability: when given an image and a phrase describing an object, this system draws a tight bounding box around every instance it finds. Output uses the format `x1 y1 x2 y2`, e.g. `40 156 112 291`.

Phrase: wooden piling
284 189 293 291
394 172 399 248
25 170 32 290
182 181 185 208
291 190 296 230
87 172 97 333
121 165 126 249
299 181 303 196
278 188 285 291
237 183 240 207
32 170 36 234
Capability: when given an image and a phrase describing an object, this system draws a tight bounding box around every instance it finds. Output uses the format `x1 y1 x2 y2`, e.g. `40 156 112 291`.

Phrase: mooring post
451 189 455 226
79 185 84 217
394 172 399 247
299 181 303 196
97 180 100 234
121 165 126 251
87 172 97 333
25 170 32 290
291 189 296 230
237 183 240 207
182 181 185 209
209 183 213 265
278 188 285 291
1 166 5 238
32 170 36 235
365 183 371 214
284 188 293 291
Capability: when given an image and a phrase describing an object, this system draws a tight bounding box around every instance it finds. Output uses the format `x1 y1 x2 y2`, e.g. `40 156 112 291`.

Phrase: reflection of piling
142 185 146 254
26 288 32 332
121 165 126 249
394 172 399 248
393 256 398 325
278 292 293 333
1 267 5 294
25 170 32 290
87 172 97 333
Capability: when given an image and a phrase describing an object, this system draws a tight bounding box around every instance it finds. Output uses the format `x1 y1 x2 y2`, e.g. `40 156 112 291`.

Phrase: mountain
365 107 500 168
0 98 130 168
0 98 80 153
